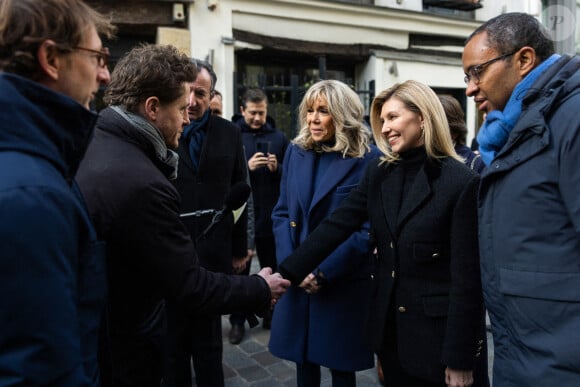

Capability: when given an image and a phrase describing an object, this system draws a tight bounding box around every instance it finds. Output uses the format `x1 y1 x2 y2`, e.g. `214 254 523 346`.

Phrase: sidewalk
220 316 381 387
209 259 495 386
219 317 494 386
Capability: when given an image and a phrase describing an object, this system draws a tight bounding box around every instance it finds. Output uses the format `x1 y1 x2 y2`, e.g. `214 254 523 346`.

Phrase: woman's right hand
299 272 321 294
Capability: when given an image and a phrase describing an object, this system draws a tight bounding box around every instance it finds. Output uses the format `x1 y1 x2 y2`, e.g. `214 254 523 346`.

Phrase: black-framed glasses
73 46 110 68
464 50 517 85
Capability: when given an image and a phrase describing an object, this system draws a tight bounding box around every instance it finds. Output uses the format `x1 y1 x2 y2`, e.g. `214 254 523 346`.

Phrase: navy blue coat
0 74 105 386
236 119 288 238
478 55 580 385
269 144 380 371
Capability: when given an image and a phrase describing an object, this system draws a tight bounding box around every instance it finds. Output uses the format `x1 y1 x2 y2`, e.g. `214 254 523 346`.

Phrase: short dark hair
438 95 467 145
241 87 268 108
466 12 554 62
191 58 217 92
104 44 197 112
0 0 116 79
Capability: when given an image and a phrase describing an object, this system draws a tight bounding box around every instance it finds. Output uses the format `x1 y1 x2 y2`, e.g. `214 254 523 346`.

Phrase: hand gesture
257 267 290 306
299 272 323 294
248 152 269 171
445 367 473 387
266 153 278 172
232 255 250 274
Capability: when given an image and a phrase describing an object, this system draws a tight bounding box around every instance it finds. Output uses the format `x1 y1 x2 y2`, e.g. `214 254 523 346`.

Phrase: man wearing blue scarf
463 12 580 386
164 60 252 387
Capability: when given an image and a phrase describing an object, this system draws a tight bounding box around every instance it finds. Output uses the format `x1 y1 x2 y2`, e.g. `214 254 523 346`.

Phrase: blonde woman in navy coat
269 80 380 386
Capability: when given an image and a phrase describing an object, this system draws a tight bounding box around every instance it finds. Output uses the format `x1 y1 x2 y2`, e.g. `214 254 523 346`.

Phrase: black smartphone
256 141 271 154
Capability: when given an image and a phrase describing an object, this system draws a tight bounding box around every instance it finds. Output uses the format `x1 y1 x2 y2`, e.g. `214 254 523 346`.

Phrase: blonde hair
293 80 371 158
369 80 460 164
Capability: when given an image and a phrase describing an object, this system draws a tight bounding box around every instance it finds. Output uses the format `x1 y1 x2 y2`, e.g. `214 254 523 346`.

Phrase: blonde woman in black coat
278 80 488 387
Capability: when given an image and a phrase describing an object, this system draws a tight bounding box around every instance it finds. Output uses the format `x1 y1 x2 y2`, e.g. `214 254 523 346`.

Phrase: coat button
432 252 440 259
398 306 406 313
290 221 297 227
391 270 395 278
370 274 374 279
389 241 394 249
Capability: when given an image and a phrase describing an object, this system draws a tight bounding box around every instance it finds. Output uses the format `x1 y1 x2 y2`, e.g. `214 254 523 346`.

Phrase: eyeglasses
464 50 517 85
73 46 110 68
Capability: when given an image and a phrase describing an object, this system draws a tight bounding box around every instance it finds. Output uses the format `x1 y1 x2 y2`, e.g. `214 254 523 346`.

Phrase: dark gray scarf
110 105 179 179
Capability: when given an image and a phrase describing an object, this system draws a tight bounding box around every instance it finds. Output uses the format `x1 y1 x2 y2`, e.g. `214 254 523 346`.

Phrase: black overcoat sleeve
278 161 373 284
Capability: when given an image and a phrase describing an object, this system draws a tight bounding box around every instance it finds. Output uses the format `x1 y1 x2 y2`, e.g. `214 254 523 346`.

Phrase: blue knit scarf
182 109 210 170
477 54 560 165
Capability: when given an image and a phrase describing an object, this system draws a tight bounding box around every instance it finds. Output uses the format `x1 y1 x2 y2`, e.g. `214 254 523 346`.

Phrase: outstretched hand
257 267 290 306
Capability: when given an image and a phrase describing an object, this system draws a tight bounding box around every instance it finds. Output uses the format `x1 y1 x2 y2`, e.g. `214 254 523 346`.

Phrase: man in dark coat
76 44 289 387
463 13 580 385
229 88 289 342
0 1 115 385
163 60 252 387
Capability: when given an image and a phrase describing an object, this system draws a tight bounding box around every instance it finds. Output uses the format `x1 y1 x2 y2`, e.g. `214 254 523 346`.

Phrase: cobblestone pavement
190 259 495 386
217 317 494 386
220 316 382 387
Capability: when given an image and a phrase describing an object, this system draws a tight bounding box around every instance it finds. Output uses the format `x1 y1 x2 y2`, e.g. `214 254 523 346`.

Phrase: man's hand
232 255 250 274
257 267 290 306
266 154 278 172
248 152 269 171
445 367 473 387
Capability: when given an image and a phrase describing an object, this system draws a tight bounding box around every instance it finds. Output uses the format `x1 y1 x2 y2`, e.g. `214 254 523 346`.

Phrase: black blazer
279 155 487 384
173 115 248 273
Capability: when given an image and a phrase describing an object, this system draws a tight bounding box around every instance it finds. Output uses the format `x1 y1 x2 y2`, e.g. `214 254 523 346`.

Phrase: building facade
90 0 577 141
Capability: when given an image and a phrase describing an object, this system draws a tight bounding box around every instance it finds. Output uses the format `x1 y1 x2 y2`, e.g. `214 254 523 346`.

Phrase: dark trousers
230 235 277 326
164 314 224 387
296 361 356 387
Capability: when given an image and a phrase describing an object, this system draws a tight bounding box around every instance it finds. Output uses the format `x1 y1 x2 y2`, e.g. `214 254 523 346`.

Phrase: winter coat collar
0 73 98 182
484 55 580 174
96 106 178 179
235 117 276 135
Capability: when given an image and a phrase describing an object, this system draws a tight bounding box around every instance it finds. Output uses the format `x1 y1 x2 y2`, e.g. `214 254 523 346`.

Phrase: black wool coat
279 155 488 385
173 115 248 273
76 107 270 386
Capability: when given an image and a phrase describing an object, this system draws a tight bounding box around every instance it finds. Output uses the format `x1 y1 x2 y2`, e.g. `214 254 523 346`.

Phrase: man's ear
144 96 160 121
516 46 537 78
239 105 244 114
37 40 61 81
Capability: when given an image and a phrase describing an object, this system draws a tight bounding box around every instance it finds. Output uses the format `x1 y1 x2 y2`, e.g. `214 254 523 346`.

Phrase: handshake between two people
256 268 290 307
255 268 326 307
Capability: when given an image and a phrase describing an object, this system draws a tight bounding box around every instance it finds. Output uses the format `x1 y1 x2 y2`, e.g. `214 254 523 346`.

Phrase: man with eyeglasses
0 0 115 385
462 12 580 385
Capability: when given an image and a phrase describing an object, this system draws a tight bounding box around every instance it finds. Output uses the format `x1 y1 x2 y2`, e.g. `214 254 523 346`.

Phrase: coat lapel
380 163 403 236
397 166 432 230
177 139 195 174
309 154 358 214
291 147 316 215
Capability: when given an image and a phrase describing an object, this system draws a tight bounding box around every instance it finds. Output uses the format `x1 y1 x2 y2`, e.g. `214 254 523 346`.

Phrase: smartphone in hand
256 141 272 154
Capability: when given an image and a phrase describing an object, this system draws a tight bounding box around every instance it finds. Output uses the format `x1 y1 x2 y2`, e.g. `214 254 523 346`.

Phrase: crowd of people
1 1 579 386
